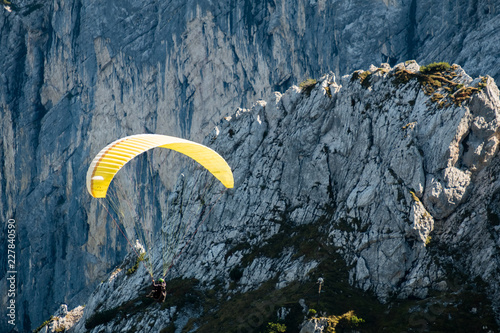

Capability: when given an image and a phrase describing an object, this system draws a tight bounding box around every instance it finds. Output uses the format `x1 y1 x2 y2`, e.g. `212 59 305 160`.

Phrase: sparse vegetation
351 70 372 88
235 218 330 269
89 224 498 333
478 76 488 89
262 322 287 333
392 68 416 86
452 86 480 106
313 310 366 333
402 122 417 130
376 67 390 74
299 79 317 95
33 316 54 333
410 190 420 202
126 252 146 275
417 73 443 94
160 278 202 311
393 62 486 108
431 93 444 102
420 62 451 74
334 311 366 332
307 308 317 318
324 85 332 98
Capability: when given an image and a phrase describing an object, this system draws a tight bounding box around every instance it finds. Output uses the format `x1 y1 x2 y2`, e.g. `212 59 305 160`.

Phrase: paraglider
86 134 234 295
147 278 167 303
86 134 234 198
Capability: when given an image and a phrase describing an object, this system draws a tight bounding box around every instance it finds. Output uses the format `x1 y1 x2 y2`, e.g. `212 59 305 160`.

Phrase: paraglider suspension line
99 200 154 281
163 189 227 277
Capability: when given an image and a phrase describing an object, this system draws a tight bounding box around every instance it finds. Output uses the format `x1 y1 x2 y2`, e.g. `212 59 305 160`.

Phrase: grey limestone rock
1 0 500 331
70 63 500 331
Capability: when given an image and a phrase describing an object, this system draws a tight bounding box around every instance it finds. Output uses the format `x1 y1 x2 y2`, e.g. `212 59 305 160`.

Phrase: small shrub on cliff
324 85 332 98
323 311 365 333
308 308 317 318
420 62 451 74
299 78 317 95
126 252 146 275
431 93 444 102
359 71 372 88
262 322 286 333
351 70 372 88
393 69 415 86
33 316 54 333
335 311 365 330
478 76 488 90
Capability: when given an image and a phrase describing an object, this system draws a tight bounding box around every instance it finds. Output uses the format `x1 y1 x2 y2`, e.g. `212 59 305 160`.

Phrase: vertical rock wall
0 0 499 331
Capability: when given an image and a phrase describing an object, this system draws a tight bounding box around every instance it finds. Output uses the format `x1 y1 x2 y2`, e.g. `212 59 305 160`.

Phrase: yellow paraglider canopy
86 134 234 198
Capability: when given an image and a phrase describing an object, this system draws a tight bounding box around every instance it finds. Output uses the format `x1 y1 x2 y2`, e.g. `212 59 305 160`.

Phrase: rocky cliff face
1 0 499 332
63 62 500 332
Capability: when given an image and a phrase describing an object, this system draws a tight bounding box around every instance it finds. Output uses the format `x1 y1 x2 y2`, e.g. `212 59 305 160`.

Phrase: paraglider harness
147 278 167 303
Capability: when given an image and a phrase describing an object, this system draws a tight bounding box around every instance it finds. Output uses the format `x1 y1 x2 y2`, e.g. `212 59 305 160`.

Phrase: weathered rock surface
68 62 500 332
35 304 84 333
1 0 500 331
299 317 330 333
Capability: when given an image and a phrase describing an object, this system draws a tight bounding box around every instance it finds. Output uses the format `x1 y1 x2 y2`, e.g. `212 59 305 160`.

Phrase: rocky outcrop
68 62 500 332
1 1 500 331
299 317 330 333
34 304 84 333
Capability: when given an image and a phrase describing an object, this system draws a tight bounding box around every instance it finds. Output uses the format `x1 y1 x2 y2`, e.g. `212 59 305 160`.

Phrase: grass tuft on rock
420 62 451 74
